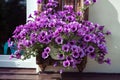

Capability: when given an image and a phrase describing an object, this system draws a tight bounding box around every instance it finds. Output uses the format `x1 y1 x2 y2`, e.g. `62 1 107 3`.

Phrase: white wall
27 0 37 20
84 0 120 73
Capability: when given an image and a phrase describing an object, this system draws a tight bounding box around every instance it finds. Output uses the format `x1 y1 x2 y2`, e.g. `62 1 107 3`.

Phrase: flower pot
36 50 87 73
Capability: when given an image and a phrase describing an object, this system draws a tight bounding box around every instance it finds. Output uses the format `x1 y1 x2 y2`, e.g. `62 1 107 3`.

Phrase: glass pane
0 0 26 55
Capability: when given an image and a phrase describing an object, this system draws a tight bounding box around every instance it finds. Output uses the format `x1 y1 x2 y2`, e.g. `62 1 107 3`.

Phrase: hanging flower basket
9 0 111 74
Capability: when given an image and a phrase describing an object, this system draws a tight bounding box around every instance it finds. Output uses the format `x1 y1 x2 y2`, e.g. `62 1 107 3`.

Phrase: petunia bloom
62 44 70 52
57 53 65 60
89 53 96 59
37 0 42 4
63 60 70 67
84 34 92 42
55 36 63 44
105 58 111 65
87 46 95 53
84 0 91 5
42 52 49 59
44 47 51 53
72 52 80 58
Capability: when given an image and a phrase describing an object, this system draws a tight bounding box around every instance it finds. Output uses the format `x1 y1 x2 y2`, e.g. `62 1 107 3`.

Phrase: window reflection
0 0 26 55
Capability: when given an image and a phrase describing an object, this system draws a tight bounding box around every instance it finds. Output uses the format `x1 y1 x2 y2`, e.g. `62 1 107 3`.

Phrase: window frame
0 0 37 68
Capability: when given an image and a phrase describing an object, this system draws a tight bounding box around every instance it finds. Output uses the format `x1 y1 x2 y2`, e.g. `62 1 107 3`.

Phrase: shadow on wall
84 0 120 73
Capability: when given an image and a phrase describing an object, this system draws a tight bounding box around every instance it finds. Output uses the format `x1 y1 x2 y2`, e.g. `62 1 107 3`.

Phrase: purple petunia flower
63 27 71 33
89 34 96 39
37 0 42 4
56 27 63 33
46 3 53 8
70 25 77 32
47 8 53 13
89 26 95 31
47 34 52 41
43 38 50 44
62 44 70 52
84 34 92 42
49 22 56 27
44 47 51 53
17 42 23 49
72 52 80 58
98 32 104 37
34 11 39 16
22 40 32 47
55 36 63 44
66 56 73 62
48 0 54 2
82 25 89 32
77 11 83 16
14 50 21 59
57 53 65 60
48 30 54 34
106 30 111 35
77 29 85 36
63 60 70 67
64 5 73 11
40 31 48 37
68 40 76 45
30 33 37 38
98 26 104 31
67 16 75 22
37 35 44 43
15 53 21 59
8 38 13 47
42 52 49 59
78 23 82 29
71 45 79 52
9 54 15 59
97 56 104 64
98 43 108 53
105 58 111 65
28 14 33 18
53 31 60 38
80 42 87 49
84 0 91 5
94 23 99 28
79 49 86 58
87 46 95 53
89 53 96 59
30 33 37 43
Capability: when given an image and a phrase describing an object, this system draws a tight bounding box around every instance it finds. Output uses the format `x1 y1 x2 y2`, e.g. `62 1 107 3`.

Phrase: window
0 0 26 55
0 0 36 68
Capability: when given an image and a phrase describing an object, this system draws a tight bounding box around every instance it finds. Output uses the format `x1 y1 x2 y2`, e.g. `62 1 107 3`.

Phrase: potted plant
8 0 111 74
